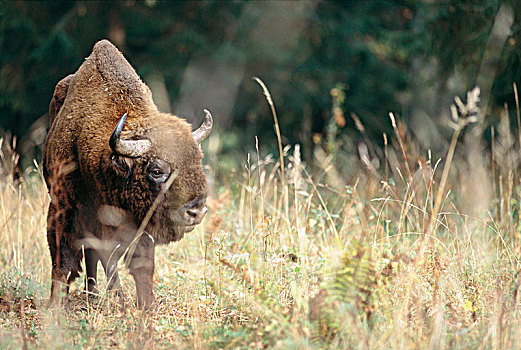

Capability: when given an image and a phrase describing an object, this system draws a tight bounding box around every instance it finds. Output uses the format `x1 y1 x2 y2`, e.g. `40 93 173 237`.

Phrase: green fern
310 241 379 344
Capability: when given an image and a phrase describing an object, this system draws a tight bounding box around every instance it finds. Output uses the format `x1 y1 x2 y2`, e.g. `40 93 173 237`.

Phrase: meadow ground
2 88 521 349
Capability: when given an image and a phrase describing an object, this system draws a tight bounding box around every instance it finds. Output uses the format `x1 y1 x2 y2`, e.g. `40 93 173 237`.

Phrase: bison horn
192 109 213 144
109 113 151 157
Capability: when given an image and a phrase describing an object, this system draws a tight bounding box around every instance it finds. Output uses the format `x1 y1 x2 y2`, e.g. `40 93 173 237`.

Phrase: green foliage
310 241 378 344
0 268 44 302
329 242 377 317
3 0 520 167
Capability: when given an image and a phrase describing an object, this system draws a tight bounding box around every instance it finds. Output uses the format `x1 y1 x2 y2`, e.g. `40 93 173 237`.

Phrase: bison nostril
186 209 199 219
179 204 207 225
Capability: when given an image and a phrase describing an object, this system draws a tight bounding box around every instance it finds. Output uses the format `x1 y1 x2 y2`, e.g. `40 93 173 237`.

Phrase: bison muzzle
43 39 212 309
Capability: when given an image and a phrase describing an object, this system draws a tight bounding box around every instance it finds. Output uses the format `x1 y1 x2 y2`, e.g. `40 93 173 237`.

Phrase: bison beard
43 40 212 309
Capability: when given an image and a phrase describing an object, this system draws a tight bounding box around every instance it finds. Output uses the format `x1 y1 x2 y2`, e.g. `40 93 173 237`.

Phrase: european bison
43 40 212 309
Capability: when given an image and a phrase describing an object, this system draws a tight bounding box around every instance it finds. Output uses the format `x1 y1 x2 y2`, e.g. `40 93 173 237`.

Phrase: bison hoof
137 295 156 311
47 295 70 311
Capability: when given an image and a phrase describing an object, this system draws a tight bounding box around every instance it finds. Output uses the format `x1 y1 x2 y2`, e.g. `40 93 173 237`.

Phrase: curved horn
192 109 213 144
109 113 151 157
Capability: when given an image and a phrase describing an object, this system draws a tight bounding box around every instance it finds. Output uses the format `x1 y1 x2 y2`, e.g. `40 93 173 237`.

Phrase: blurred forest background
1 0 520 174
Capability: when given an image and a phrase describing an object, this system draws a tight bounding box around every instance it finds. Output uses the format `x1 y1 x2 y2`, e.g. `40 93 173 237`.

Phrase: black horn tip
108 112 150 157
109 113 128 152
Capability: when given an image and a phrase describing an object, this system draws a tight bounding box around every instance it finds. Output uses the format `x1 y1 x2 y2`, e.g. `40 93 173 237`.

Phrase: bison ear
111 153 135 178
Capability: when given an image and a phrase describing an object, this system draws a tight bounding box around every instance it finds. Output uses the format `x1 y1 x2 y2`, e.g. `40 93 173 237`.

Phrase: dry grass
2 87 521 349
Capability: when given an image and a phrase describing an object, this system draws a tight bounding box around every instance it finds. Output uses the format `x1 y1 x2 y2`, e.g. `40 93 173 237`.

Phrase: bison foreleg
128 233 156 310
84 248 99 296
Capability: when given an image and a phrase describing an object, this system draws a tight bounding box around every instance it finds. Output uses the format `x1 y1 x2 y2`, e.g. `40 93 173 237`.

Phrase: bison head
107 109 212 242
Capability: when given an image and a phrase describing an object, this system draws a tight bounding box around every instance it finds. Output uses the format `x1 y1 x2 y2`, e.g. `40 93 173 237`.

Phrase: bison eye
147 160 171 185
148 166 169 184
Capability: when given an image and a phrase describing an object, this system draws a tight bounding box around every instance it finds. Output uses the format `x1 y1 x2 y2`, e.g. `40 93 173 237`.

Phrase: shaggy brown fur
43 40 209 309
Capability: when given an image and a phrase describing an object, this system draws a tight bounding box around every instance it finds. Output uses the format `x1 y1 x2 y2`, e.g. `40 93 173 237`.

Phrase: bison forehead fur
43 39 212 309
